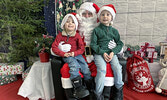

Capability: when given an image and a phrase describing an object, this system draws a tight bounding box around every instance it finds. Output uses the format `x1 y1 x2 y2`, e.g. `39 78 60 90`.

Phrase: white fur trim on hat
79 2 95 14
104 77 114 86
98 5 116 21
61 77 73 89
61 14 78 30
78 2 99 16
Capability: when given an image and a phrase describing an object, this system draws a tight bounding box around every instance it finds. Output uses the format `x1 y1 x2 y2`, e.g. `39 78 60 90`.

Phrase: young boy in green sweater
90 4 124 100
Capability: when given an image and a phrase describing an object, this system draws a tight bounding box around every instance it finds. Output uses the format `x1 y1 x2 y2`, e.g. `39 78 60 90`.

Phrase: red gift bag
126 54 155 93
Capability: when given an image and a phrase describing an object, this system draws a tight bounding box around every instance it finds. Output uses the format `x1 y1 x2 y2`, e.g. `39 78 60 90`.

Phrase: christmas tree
0 0 46 64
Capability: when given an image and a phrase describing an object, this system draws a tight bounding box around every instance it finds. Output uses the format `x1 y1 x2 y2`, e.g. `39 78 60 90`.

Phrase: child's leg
75 55 91 80
94 54 107 98
63 57 81 80
63 56 89 98
75 55 97 100
109 55 124 89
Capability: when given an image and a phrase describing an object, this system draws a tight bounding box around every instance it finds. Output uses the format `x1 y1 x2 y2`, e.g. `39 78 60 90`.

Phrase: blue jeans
63 55 91 80
94 54 124 97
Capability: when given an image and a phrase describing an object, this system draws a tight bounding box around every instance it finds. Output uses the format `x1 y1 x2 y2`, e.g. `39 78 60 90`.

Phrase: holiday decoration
72 2 76 12
140 43 157 62
33 34 54 62
0 75 17 86
146 44 158 63
33 34 54 55
155 68 167 96
59 1 63 9
0 0 46 64
159 42 167 67
65 3 71 14
38 52 50 62
55 0 82 33
0 62 24 76
22 66 32 80
126 54 155 93
56 11 61 23
126 43 158 63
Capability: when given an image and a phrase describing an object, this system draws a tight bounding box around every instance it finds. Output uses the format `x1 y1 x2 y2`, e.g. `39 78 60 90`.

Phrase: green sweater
90 23 124 55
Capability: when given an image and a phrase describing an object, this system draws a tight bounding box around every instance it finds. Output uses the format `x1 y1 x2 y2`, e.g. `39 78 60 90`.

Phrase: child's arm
72 33 85 56
52 34 66 57
108 40 124 55
111 29 124 54
90 29 106 55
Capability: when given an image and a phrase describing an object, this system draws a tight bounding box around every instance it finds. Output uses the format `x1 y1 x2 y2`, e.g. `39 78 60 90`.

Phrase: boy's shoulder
75 31 82 37
93 24 102 31
76 31 80 35
56 32 62 37
111 26 119 32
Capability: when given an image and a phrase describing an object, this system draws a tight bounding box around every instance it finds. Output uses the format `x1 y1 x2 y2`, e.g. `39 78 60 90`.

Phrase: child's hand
70 52 74 57
103 53 111 62
109 52 114 60
64 53 71 57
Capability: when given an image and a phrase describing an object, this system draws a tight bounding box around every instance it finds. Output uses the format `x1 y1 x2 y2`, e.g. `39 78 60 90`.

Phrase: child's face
64 16 76 33
99 10 112 26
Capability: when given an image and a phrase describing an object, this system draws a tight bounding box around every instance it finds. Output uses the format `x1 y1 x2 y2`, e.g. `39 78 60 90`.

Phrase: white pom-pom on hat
61 13 78 30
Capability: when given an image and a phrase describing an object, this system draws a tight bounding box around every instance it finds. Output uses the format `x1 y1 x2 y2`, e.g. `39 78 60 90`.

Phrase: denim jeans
63 55 91 80
94 54 124 97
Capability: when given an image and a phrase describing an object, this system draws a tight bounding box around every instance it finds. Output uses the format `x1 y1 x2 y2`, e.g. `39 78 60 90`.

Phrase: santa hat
79 2 99 14
98 4 116 21
61 13 78 30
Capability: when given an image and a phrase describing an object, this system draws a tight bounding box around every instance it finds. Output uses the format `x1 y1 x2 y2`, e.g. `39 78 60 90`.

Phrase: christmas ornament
56 11 60 23
72 2 76 12
65 3 71 14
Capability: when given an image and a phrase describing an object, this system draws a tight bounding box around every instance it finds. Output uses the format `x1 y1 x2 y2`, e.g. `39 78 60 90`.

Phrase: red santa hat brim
98 4 116 21
61 13 78 30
